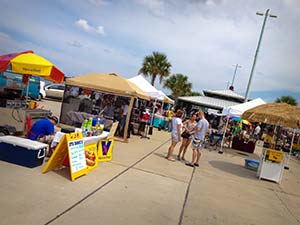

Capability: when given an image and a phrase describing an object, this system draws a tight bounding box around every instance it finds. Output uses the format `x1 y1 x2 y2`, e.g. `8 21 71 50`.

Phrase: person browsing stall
164 108 174 131
177 112 197 161
166 109 184 161
28 115 58 143
119 100 129 136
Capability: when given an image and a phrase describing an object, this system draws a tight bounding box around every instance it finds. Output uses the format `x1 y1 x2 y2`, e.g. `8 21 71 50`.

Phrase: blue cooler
0 136 48 168
244 158 260 171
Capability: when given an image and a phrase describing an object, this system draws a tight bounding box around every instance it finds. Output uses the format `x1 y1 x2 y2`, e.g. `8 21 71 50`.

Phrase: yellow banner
11 63 52 75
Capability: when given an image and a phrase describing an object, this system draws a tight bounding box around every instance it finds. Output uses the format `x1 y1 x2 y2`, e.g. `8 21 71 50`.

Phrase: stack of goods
81 117 104 137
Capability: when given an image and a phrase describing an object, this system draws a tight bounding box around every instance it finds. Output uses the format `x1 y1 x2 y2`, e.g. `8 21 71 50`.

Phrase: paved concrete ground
1 99 300 225
1 130 300 225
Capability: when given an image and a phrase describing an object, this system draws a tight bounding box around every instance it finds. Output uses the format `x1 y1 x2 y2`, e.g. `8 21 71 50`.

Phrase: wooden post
124 97 134 142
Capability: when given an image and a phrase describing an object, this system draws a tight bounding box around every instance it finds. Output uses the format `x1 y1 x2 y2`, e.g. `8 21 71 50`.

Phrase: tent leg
284 129 295 170
123 97 134 142
218 117 229 154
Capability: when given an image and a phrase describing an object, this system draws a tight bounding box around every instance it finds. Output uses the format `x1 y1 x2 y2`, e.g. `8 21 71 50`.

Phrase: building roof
178 96 240 110
203 89 245 101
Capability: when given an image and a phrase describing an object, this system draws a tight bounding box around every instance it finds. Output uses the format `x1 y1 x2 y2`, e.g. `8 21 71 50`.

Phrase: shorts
171 133 180 142
192 138 204 150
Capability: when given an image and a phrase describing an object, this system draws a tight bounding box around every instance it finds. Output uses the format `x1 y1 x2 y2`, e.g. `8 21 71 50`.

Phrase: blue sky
0 0 299 103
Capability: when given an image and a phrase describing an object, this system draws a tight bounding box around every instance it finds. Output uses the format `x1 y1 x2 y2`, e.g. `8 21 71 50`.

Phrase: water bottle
81 119 88 136
87 118 93 132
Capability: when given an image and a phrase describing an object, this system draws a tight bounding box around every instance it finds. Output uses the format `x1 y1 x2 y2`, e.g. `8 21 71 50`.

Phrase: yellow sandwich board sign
43 132 88 181
98 139 114 162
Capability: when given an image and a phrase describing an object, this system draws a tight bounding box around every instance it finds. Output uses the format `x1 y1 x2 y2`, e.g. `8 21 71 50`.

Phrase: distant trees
164 74 192 100
275 95 297 106
138 52 171 86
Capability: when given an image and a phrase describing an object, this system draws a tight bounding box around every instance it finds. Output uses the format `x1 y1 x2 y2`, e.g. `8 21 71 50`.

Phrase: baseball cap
48 115 58 124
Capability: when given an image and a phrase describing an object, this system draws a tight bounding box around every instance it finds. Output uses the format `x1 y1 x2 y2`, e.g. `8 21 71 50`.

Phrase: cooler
245 158 260 171
0 136 48 168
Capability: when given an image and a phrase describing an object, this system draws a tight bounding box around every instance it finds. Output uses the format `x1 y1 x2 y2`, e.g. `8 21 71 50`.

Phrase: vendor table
257 148 284 183
51 131 109 148
231 136 256 153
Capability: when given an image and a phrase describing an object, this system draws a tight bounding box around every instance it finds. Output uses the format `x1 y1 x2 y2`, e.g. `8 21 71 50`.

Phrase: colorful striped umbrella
0 50 64 83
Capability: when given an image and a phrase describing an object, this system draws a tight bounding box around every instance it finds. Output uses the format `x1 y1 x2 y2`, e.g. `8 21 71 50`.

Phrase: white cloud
95 26 105 35
0 0 299 102
0 32 9 39
135 0 164 16
68 40 82 48
75 19 105 36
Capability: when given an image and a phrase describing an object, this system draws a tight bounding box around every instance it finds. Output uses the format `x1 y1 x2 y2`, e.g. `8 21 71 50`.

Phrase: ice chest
0 136 48 168
245 158 260 171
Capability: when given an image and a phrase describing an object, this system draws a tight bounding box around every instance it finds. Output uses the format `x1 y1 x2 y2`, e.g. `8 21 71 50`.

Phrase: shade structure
128 75 174 104
241 103 300 128
222 98 266 117
0 50 64 83
66 73 150 100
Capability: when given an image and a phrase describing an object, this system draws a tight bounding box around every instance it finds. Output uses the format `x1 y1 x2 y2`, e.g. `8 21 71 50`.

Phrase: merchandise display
81 117 104 137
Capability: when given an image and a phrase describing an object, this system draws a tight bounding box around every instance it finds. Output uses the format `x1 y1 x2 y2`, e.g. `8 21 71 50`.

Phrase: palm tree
189 91 202 96
275 95 297 106
138 52 171 86
164 74 192 100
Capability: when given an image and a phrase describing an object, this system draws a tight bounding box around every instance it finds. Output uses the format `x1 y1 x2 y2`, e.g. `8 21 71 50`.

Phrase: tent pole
150 98 157 126
219 116 229 154
285 129 295 170
124 97 134 142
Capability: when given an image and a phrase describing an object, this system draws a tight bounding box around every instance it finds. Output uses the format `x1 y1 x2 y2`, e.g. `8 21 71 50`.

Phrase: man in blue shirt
28 116 58 141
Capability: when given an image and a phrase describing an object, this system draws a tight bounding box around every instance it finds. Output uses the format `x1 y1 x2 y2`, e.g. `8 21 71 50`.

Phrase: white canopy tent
128 75 174 104
222 98 266 117
219 98 266 153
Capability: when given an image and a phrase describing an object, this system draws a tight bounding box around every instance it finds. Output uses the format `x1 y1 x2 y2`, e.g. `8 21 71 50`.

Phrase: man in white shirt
254 123 261 139
186 110 209 167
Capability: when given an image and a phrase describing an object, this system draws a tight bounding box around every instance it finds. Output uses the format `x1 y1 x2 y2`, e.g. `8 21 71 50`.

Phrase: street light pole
231 64 242 87
244 9 277 102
